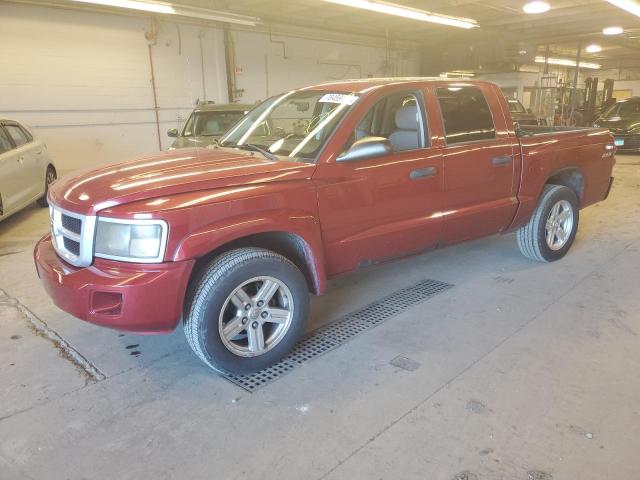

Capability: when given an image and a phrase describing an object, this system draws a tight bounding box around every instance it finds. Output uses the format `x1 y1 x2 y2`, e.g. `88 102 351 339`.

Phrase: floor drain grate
222 278 453 392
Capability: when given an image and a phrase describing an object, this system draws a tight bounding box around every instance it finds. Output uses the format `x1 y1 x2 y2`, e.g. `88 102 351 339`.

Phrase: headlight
94 218 168 263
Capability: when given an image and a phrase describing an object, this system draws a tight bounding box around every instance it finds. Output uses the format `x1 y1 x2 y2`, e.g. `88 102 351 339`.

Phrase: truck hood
49 148 316 215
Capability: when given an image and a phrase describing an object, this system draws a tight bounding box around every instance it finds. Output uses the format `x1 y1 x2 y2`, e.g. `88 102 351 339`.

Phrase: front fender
173 209 327 294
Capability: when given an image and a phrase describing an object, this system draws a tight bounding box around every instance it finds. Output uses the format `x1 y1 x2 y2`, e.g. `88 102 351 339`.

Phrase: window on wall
436 86 496 144
347 91 426 153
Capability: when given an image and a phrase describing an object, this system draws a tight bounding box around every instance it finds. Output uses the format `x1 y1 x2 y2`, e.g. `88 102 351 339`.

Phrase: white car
0 119 56 222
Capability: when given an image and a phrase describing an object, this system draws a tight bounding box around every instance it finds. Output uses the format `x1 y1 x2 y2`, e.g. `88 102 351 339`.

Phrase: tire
184 248 309 375
517 184 579 262
37 166 56 208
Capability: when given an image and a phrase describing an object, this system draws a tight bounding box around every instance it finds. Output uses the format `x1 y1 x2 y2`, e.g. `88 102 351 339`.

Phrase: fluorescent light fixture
66 0 260 25
68 0 175 13
535 56 601 70
605 0 640 17
585 44 602 53
603 26 624 35
321 0 478 29
523 1 550 14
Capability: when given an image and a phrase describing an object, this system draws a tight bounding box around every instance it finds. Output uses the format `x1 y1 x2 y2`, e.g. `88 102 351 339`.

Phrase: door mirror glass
337 136 393 162
167 128 179 138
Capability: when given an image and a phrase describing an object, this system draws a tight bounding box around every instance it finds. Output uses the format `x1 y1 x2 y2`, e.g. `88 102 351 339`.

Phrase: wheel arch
186 230 325 296
545 167 584 205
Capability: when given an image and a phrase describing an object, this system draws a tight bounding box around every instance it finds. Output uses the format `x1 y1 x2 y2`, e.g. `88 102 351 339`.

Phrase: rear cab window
436 86 496 144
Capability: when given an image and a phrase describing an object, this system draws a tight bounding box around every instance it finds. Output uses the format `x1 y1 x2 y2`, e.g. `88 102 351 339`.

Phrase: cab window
436 87 496 144
347 91 426 152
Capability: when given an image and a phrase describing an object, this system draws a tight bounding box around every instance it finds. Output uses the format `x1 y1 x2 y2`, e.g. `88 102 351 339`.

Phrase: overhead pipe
145 18 162 150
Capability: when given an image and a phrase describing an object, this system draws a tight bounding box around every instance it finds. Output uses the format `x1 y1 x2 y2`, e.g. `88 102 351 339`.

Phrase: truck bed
517 125 604 137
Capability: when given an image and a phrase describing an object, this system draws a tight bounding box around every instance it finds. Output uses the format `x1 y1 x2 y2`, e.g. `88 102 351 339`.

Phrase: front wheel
184 248 309 375
517 184 579 262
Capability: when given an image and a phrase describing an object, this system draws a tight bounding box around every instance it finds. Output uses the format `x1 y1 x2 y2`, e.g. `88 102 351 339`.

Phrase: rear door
0 125 23 216
314 87 444 275
435 84 520 244
4 122 43 201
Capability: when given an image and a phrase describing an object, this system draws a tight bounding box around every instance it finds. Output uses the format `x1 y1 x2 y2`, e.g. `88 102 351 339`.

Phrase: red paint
35 79 616 333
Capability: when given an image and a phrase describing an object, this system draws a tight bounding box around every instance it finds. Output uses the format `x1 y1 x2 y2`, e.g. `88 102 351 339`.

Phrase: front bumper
34 234 195 333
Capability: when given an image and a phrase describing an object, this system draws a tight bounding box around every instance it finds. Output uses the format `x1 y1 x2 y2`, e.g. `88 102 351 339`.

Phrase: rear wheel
517 184 579 262
37 166 56 208
184 248 309 375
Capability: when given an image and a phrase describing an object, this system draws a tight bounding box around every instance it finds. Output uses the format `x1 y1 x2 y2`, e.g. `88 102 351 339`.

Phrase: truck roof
299 77 489 93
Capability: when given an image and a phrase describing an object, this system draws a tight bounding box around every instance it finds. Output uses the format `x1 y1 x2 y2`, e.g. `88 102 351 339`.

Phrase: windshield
182 110 246 137
602 100 640 118
507 100 526 113
219 90 358 161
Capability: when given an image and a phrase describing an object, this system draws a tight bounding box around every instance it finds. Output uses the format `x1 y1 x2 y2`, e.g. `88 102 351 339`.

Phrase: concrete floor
1 156 639 480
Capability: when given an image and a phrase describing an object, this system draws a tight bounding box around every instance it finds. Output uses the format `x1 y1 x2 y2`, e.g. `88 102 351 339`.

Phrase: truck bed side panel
507 129 614 232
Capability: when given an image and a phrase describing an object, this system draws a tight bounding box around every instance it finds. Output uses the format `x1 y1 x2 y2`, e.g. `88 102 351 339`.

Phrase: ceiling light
585 44 602 53
605 0 640 17
523 1 551 14
603 26 624 35
535 56 601 70
321 0 478 29
68 0 174 13
66 0 260 25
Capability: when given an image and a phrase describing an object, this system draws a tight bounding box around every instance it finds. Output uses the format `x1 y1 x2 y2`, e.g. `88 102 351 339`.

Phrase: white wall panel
0 3 420 174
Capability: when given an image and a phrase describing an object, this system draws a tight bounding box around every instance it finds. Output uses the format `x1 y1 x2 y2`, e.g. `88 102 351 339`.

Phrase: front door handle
17 156 24 164
492 155 512 166
410 166 438 180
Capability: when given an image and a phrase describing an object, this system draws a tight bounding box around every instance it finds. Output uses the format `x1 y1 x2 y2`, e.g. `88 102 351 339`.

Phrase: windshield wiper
229 143 278 161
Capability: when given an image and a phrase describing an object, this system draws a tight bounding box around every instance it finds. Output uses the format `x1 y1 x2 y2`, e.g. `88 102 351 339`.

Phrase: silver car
0 119 56 221
167 103 251 149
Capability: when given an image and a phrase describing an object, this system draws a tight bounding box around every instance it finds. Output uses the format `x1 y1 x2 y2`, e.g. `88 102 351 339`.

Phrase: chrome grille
61 214 82 234
50 204 96 267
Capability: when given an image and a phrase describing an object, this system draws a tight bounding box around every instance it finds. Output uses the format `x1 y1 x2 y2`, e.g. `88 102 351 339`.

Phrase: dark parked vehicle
506 98 539 126
594 97 640 153
167 103 251 149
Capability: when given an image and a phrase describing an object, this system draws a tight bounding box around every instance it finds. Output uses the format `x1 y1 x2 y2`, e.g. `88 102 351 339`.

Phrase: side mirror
337 136 393 162
167 128 179 138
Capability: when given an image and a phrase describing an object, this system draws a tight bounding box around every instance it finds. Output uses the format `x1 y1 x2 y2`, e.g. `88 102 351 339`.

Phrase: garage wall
230 30 419 103
0 3 420 174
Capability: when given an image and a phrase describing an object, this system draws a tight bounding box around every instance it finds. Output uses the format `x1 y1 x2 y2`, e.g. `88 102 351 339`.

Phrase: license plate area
614 138 625 146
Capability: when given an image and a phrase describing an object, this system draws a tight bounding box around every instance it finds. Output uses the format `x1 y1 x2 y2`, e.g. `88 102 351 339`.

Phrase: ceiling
211 0 640 69
16 0 640 70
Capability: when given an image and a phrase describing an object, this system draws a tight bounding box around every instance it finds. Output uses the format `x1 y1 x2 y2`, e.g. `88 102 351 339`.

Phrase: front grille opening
61 214 82 234
63 237 80 256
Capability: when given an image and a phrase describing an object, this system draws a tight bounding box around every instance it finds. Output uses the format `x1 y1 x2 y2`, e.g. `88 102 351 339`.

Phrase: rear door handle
492 155 512 166
410 166 438 180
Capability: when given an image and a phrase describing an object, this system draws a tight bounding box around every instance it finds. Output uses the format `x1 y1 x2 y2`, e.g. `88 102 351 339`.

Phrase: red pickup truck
35 79 615 374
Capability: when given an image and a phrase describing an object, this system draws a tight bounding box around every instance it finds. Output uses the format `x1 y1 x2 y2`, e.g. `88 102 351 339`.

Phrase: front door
314 88 444 276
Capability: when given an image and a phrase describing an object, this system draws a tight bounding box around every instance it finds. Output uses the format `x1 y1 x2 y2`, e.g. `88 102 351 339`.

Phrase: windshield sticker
319 94 358 105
